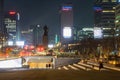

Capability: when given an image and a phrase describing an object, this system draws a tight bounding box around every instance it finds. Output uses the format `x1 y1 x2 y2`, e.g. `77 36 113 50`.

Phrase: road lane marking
63 66 69 70
68 65 79 70
72 64 87 70
58 67 61 70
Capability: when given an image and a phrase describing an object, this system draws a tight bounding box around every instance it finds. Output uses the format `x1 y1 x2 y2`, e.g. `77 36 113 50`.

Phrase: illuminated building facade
94 0 118 37
4 11 20 42
77 28 94 40
60 3 73 44
115 4 120 36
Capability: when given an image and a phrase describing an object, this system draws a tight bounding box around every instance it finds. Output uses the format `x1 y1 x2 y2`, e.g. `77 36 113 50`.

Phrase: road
0 69 119 80
0 58 120 80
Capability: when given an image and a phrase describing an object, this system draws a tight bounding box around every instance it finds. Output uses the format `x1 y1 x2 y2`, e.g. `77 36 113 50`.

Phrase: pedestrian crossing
63 66 69 70
57 62 108 71
68 64 79 70
73 64 87 70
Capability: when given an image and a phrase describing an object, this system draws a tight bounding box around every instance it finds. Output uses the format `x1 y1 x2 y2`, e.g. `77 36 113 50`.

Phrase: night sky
4 0 94 35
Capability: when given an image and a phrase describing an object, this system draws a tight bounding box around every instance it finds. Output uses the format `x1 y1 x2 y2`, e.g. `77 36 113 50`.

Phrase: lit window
115 20 119 23
111 0 117 2
102 0 109 2
113 7 116 9
102 28 112 30
102 10 115 12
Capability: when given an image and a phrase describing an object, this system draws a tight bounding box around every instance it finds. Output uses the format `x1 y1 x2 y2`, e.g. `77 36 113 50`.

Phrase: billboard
63 27 72 38
8 41 14 46
16 41 24 46
94 27 103 39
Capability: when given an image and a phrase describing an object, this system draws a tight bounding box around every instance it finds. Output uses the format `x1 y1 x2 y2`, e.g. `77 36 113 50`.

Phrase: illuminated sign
93 6 102 12
62 6 72 11
16 41 24 46
63 27 72 38
48 44 54 48
8 41 13 46
94 27 103 39
9 11 16 15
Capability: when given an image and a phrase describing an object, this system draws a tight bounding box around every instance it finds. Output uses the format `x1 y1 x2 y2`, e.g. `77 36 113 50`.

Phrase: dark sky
4 0 94 35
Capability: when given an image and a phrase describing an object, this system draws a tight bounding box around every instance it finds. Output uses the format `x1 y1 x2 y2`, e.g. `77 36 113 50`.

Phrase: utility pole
0 0 4 32
0 0 4 51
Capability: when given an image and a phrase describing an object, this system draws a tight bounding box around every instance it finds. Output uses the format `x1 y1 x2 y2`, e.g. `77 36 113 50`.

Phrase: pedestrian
99 61 103 71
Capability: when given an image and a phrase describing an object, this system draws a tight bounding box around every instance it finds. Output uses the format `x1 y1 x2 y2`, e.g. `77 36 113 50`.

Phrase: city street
0 57 120 80
0 69 120 80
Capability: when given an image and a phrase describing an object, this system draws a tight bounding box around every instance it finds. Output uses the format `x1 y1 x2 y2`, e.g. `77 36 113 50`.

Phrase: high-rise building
60 3 73 44
4 11 20 42
115 3 120 36
94 0 119 38
115 4 120 54
21 29 33 45
32 25 43 46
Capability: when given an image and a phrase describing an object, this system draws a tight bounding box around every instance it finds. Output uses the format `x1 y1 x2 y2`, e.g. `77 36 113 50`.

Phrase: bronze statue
42 25 48 49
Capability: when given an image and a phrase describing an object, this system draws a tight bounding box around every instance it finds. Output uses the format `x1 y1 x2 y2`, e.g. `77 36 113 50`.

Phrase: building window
102 10 115 13
102 0 109 2
111 0 117 2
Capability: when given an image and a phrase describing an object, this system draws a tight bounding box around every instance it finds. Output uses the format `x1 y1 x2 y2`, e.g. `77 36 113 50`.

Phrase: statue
43 25 48 36
42 25 48 49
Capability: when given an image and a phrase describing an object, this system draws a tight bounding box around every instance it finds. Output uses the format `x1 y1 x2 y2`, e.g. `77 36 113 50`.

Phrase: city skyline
4 0 94 35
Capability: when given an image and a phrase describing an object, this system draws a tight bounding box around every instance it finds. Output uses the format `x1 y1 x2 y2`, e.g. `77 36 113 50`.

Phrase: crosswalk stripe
73 64 87 70
63 66 69 70
68 65 79 70
101 68 108 71
58 67 61 70
78 62 93 68
78 62 100 70
74 64 92 71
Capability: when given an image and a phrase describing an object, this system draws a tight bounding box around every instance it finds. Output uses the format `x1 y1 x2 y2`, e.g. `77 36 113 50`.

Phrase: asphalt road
0 69 120 80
